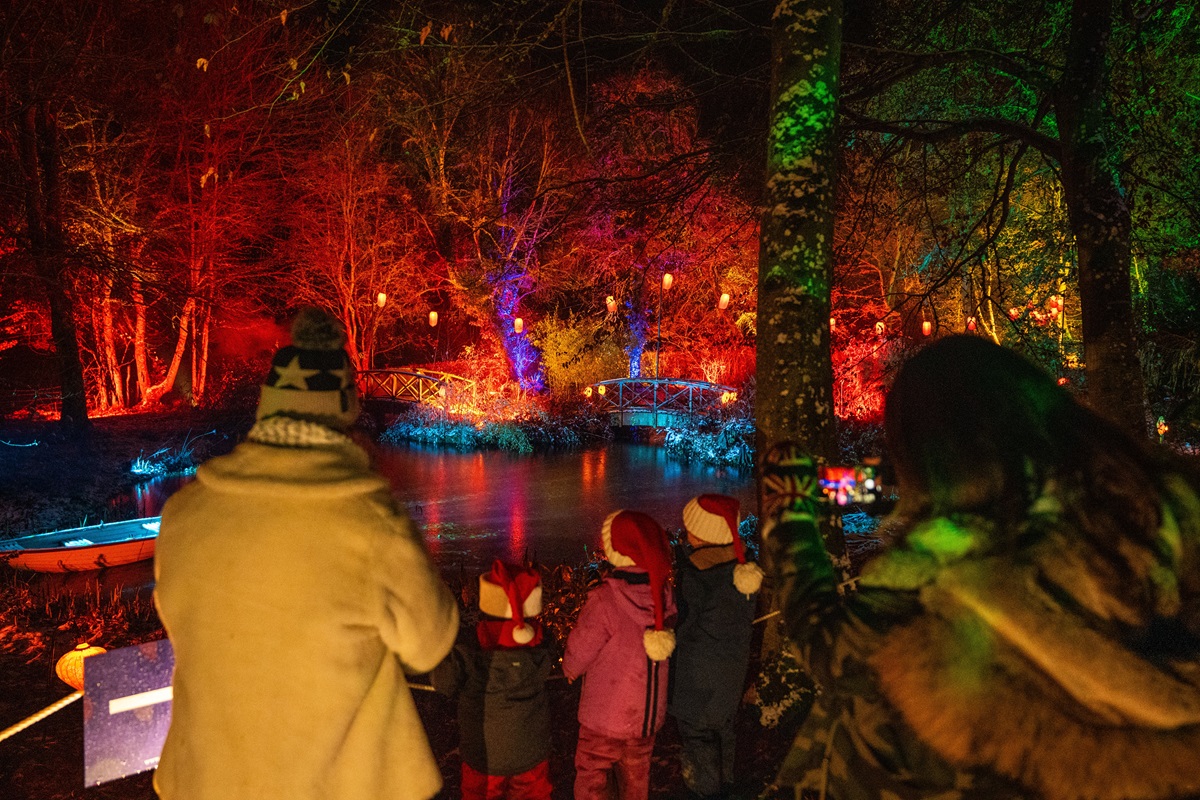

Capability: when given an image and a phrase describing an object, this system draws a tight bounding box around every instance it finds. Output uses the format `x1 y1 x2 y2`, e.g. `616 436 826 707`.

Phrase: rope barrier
0 691 82 744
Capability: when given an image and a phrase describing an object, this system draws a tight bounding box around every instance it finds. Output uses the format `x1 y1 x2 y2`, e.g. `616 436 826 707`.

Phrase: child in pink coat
563 510 677 800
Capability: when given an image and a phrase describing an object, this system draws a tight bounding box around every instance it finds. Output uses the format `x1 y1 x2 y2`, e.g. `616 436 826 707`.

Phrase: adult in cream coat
153 309 458 800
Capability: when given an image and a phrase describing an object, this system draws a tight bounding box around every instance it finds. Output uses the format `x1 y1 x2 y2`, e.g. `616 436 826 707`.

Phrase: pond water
38 441 754 594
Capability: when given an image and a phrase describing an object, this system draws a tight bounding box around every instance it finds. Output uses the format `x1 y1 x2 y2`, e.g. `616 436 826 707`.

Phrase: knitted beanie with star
601 510 676 661
477 560 543 648
257 308 359 429
682 494 764 597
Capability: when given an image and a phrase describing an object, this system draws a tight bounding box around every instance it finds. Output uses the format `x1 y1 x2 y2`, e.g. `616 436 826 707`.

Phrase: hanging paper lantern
967 316 977 332
584 386 593 398
513 317 524 334
661 272 674 291
606 295 617 314
922 321 932 336
376 292 387 308
428 311 438 327
829 317 837 331
718 292 731 310
875 321 886 336
56 643 107 691
597 385 606 396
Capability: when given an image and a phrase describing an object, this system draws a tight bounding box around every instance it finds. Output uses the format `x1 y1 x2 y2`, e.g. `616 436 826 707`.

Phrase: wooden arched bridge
358 369 475 410
585 378 739 428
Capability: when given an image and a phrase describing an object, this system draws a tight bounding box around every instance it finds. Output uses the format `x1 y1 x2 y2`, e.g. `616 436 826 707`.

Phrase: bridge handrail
586 377 737 414
357 368 478 409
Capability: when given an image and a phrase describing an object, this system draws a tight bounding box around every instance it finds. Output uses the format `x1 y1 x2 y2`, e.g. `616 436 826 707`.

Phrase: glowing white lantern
514 317 524 334
661 272 674 291
429 310 438 327
376 292 387 308
718 292 731 310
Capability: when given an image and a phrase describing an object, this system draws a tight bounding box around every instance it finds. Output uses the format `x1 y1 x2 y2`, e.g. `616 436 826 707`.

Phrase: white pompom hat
601 510 676 661
682 494 764 597
478 560 543 645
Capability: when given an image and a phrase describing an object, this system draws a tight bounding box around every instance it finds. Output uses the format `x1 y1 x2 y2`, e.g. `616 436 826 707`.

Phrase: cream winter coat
153 428 458 800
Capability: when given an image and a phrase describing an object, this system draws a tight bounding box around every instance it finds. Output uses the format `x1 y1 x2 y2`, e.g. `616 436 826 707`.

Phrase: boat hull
0 517 161 573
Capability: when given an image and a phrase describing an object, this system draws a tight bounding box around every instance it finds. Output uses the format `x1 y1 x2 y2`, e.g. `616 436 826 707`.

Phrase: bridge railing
358 369 476 409
585 378 738 423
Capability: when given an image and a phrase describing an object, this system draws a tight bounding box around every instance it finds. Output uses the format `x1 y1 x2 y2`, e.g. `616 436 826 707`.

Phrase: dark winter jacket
669 543 756 728
767 474 1200 800
430 633 553 776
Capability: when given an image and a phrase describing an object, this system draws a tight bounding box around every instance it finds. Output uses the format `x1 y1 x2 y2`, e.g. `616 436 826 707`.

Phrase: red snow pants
461 760 552 800
572 725 656 800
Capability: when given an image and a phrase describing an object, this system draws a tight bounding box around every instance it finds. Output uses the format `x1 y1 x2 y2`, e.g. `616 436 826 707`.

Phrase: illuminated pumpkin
718 292 730 310
661 272 674 291
429 310 438 327
514 317 524 334
606 296 617 314
56 643 106 691
921 321 932 336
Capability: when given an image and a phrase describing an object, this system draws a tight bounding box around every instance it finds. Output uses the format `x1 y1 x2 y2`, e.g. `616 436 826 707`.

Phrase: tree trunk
756 0 841 463
1055 0 1146 436
139 297 194 407
131 276 150 403
756 0 845 661
100 274 126 407
18 103 90 430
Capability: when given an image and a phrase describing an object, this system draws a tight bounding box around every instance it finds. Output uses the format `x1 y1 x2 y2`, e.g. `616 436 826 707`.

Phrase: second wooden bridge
585 378 738 428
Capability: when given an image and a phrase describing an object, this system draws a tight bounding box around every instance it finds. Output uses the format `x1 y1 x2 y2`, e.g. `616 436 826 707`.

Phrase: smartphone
818 464 881 507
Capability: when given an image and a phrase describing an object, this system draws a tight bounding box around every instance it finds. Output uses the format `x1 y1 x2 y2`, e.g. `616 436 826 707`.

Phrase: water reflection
372 441 755 571
37 443 755 593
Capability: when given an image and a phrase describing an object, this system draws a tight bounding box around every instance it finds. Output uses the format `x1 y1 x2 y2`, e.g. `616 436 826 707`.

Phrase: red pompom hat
477 560 543 649
682 494 764 596
601 510 676 661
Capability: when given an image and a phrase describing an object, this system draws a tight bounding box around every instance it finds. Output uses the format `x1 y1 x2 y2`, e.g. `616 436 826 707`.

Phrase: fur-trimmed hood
861 507 1200 800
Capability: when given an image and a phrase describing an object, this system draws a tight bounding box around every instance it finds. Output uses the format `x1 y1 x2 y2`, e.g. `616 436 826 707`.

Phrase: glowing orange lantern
921 321 932 336
376 292 387 308
597 385 606 396
829 317 837 331
967 316 977 332
428 310 438 327
1057 377 1069 386
661 272 674 291
875 321 885 336
1157 416 1169 437
514 317 524 334
56 643 106 691
584 386 593 398
606 295 617 314
718 292 731 310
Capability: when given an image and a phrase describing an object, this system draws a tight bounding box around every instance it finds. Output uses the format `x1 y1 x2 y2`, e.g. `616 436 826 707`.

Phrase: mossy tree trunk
756 0 846 658
756 0 841 468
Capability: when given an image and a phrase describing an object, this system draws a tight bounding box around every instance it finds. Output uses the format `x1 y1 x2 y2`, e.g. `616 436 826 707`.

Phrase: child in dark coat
669 494 764 799
563 510 677 800
431 560 554 800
